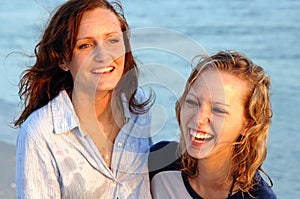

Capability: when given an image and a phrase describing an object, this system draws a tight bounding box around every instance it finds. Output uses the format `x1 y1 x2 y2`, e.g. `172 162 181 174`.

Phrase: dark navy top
149 141 277 199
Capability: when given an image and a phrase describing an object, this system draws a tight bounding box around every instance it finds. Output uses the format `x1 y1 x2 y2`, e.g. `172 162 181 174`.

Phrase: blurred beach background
1 0 299 198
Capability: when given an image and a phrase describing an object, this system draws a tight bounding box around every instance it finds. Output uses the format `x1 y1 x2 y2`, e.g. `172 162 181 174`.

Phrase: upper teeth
190 129 213 139
92 67 113 74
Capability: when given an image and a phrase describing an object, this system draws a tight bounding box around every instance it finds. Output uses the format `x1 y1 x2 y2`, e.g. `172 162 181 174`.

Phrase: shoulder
133 87 153 112
19 91 70 142
134 87 149 102
233 172 277 199
149 141 182 181
251 173 277 199
151 170 182 185
151 170 191 199
20 102 53 140
121 87 151 115
16 102 54 157
150 140 178 152
134 87 145 100
20 91 71 133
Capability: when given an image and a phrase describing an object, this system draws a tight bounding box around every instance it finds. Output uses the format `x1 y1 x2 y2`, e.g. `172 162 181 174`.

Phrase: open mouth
92 66 115 74
189 129 214 144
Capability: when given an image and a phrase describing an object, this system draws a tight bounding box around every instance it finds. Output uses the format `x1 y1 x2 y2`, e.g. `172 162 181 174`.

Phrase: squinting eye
79 43 93 49
185 99 198 106
212 107 227 114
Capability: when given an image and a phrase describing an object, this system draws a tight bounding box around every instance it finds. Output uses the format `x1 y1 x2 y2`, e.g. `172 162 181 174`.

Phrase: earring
59 64 69 72
61 67 69 72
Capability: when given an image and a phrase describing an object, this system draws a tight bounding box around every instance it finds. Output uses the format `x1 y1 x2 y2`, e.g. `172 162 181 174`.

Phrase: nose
93 44 112 63
195 105 211 125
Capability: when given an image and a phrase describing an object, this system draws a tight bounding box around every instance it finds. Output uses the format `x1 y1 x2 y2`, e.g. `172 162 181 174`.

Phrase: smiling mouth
92 66 115 74
189 129 214 143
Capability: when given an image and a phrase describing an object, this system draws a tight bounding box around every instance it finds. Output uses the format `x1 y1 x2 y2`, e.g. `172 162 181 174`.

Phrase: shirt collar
51 90 133 135
51 90 80 135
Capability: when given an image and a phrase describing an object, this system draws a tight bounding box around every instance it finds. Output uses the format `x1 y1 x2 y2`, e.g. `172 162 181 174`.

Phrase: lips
92 66 115 74
189 129 214 144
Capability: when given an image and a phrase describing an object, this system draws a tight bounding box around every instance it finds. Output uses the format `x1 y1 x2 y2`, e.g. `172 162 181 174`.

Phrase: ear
59 62 69 72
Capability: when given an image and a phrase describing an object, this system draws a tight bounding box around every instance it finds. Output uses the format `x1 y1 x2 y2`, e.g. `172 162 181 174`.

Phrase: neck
189 149 235 198
199 149 231 179
72 88 115 122
71 89 123 168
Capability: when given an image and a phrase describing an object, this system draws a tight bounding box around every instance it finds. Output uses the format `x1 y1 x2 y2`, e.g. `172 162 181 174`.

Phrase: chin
186 142 214 160
96 83 119 92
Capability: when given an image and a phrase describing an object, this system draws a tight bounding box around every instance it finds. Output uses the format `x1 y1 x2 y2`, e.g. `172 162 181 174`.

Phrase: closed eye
185 99 198 106
212 107 227 114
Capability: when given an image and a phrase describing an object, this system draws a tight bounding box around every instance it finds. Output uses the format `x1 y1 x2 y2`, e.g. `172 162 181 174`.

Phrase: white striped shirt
16 89 152 199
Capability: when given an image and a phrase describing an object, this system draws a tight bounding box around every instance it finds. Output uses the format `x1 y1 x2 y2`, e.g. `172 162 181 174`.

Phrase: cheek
230 108 247 136
67 63 78 81
180 107 193 133
179 109 186 130
113 45 126 63
219 117 245 141
115 55 125 71
211 117 225 135
67 53 87 77
180 107 189 125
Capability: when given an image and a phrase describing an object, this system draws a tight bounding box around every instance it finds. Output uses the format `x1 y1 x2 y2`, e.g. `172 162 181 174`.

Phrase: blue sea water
0 0 299 198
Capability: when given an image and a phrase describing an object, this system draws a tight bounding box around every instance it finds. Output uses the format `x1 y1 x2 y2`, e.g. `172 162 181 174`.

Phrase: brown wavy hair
15 0 152 127
176 50 273 194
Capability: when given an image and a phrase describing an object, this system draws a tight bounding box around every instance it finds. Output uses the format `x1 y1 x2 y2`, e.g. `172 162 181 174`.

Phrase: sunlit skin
180 69 250 198
58 8 126 167
181 69 248 159
61 8 125 101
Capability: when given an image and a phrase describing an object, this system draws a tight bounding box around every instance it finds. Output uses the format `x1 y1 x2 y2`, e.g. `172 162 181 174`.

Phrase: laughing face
61 8 125 97
180 69 249 159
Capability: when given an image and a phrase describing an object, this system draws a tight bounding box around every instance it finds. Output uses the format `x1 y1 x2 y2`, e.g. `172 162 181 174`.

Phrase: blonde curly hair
175 50 273 194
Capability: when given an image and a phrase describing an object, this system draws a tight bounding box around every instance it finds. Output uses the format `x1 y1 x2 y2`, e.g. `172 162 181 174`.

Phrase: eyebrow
186 93 197 98
186 94 230 107
77 32 122 41
213 102 230 107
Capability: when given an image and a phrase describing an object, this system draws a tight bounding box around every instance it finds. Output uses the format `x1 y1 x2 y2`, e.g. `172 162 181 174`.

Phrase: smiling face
180 69 249 159
61 7 125 97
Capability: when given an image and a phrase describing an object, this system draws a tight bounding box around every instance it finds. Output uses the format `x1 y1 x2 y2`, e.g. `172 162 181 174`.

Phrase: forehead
188 70 249 103
79 8 121 33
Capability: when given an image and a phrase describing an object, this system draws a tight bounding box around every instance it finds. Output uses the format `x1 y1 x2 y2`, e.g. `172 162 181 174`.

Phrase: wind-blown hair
15 0 152 127
176 50 273 194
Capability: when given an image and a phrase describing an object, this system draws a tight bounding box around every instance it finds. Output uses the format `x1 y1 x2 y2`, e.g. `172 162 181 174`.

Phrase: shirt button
117 141 123 147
